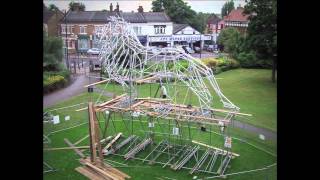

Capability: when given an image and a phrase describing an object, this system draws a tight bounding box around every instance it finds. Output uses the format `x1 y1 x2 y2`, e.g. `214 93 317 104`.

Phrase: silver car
87 48 100 55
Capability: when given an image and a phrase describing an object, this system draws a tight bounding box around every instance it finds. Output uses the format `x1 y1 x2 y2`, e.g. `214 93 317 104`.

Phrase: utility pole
64 10 70 71
200 34 202 59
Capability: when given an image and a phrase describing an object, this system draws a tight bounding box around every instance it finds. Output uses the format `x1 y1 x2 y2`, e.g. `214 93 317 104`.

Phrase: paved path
233 119 277 141
43 74 99 108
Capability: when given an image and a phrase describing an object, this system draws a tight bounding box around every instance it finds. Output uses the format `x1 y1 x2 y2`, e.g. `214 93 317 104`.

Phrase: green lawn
214 69 277 131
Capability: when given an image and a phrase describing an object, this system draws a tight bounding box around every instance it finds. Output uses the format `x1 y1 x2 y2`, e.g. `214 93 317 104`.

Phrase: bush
202 57 240 74
202 58 219 68
43 70 70 94
213 67 222 74
229 59 240 68
236 51 257 68
43 75 67 93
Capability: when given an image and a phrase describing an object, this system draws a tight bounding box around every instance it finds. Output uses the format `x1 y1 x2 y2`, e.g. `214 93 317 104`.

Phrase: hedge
201 57 240 74
43 70 70 94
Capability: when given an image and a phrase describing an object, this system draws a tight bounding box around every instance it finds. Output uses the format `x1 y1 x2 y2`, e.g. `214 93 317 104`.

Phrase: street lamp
64 10 70 71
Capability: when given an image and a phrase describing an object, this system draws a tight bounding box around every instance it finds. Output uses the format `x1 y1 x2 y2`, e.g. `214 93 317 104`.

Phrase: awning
78 34 89 39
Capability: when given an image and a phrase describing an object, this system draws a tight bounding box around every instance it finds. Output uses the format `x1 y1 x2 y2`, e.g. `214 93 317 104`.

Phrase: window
80 26 86 34
61 26 65 33
133 26 142 35
154 25 166 34
61 25 73 34
69 41 73 48
67 26 71 33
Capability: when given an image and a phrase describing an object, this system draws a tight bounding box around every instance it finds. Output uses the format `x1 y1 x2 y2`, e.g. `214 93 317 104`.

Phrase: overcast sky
43 0 247 14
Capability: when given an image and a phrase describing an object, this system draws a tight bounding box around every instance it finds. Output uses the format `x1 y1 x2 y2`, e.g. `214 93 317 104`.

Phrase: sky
43 0 247 14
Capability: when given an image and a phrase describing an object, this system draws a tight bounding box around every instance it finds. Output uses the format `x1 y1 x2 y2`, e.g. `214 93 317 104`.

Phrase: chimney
110 3 113 12
115 2 119 12
138 6 144 13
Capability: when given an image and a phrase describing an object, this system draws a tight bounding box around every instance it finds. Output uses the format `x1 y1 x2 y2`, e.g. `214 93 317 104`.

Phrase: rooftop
62 11 171 23
223 7 249 22
207 14 221 24
173 24 189 34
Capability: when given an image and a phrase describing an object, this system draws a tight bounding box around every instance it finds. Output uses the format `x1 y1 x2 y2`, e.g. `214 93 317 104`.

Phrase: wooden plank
135 76 158 83
93 110 105 167
126 100 145 110
85 162 122 180
75 166 110 180
136 97 171 102
192 140 239 157
103 133 122 153
74 135 90 145
88 102 97 162
76 107 88 112
44 146 90 151
64 138 86 158
84 79 110 88
97 94 127 107
81 158 131 179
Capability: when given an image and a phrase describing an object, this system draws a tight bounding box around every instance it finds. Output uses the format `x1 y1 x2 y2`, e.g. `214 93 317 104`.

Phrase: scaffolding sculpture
86 16 251 177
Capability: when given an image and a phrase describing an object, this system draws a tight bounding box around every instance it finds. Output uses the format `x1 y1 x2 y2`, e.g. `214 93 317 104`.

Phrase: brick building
43 5 64 37
223 5 249 34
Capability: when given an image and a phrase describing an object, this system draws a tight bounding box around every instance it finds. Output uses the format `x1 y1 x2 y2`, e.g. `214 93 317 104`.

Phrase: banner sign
149 35 212 42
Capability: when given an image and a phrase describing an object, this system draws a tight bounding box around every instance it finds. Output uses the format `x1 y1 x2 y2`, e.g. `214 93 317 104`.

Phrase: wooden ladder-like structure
75 102 131 180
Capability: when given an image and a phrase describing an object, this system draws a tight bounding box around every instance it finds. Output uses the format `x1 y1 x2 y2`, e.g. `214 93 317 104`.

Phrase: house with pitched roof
222 5 249 34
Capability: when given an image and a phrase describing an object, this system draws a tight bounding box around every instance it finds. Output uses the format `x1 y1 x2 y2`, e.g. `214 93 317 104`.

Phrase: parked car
207 45 214 52
87 48 100 55
182 46 195 54
194 46 201 53
78 48 89 54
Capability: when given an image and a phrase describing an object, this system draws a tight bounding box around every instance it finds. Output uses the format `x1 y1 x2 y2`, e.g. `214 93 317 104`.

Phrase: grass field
43 69 277 180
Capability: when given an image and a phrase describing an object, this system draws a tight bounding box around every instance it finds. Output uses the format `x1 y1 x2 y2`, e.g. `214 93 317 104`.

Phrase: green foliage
43 74 68 94
151 0 212 33
151 0 164 12
217 27 243 56
69 1 85 11
202 57 240 74
43 32 64 71
244 0 277 63
221 0 235 17
48 4 59 11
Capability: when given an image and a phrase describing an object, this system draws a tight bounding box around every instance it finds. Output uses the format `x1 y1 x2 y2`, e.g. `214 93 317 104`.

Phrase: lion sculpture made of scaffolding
95 16 239 117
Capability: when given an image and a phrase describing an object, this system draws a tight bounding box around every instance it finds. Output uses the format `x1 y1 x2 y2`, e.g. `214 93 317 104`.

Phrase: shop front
148 34 213 49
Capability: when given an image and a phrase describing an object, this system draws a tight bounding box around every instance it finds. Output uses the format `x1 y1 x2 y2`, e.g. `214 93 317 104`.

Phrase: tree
244 0 277 82
217 27 243 57
191 12 212 33
69 1 85 11
152 0 164 12
43 32 64 71
48 4 59 11
152 0 201 31
221 0 235 17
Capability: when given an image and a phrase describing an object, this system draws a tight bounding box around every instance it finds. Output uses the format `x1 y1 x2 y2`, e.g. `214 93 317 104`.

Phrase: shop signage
149 35 212 42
